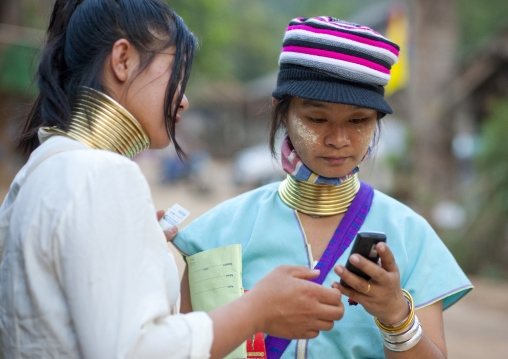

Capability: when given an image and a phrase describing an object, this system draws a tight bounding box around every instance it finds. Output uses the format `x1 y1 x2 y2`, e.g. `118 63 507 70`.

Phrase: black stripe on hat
289 18 400 51
272 64 392 114
282 38 392 69
276 64 384 95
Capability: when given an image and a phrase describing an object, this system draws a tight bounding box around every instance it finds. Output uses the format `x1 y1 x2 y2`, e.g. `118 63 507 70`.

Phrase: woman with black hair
0 1 344 358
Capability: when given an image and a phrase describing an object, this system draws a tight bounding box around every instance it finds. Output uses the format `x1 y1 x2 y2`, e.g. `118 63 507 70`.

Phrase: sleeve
172 206 231 258
398 212 473 310
173 194 249 258
52 156 213 359
172 183 281 258
365 191 473 311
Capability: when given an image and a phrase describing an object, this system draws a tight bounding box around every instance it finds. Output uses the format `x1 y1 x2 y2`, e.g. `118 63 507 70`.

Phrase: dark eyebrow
300 99 331 109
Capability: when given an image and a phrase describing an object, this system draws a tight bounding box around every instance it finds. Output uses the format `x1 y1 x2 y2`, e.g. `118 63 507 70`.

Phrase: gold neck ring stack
278 173 360 216
43 87 150 159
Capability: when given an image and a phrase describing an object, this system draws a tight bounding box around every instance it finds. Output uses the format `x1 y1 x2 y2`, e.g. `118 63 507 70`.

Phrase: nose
179 94 189 112
324 124 350 148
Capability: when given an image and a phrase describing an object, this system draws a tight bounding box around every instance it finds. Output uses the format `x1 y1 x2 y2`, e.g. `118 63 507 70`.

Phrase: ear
109 38 137 83
271 97 278 106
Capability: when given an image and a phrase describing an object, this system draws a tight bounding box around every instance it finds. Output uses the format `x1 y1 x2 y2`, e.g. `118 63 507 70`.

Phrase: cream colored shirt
0 133 213 358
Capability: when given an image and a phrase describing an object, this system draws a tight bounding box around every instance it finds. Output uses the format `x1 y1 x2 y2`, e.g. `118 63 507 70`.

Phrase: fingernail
335 266 344 275
166 226 177 235
351 254 360 264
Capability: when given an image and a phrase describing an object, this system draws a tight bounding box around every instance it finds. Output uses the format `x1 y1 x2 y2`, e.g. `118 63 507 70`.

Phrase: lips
322 156 348 165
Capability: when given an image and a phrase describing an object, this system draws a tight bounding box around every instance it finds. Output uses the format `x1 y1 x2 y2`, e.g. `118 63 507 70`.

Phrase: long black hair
18 0 197 157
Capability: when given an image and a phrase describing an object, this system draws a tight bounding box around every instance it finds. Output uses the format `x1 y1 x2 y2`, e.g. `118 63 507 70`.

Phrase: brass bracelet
375 289 415 334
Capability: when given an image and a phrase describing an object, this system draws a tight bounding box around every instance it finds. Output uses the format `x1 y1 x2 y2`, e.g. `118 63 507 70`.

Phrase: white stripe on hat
283 29 398 64
279 52 391 86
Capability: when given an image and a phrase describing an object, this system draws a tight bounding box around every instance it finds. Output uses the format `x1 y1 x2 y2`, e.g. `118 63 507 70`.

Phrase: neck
43 87 150 159
278 173 360 216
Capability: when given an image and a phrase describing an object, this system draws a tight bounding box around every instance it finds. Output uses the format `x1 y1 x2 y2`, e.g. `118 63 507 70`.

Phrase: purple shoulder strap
264 181 374 359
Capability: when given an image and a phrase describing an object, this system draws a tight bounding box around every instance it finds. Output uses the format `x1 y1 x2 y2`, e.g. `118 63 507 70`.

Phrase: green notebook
187 244 246 359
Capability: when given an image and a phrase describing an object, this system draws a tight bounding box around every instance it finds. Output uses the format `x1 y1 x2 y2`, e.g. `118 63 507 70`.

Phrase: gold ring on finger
362 282 371 295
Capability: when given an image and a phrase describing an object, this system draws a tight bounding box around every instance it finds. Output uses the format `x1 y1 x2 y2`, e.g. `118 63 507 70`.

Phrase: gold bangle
375 289 415 334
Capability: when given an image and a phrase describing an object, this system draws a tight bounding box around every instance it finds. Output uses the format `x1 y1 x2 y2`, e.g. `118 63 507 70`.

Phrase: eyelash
308 117 368 124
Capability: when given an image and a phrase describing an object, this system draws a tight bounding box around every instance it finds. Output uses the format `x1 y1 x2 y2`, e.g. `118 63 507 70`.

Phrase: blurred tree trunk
407 0 458 218
0 0 21 24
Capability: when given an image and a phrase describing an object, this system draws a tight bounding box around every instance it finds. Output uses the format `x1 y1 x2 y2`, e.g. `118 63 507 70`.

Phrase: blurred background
1 0 508 357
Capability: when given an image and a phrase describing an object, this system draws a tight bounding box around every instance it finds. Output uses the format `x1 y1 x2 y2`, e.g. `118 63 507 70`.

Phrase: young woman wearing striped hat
174 16 473 359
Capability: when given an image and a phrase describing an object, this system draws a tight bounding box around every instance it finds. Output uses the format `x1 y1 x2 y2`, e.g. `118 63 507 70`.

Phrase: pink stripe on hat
282 45 390 74
286 24 399 57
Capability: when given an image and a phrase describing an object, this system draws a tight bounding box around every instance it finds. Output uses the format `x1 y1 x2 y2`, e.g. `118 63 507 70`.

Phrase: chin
313 167 350 179
321 168 357 179
149 138 172 150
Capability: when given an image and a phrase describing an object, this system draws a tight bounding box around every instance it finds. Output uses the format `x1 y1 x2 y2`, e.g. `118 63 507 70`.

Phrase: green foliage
451 98 508 279
0 0 380 96
166 0 371 83
1 0 507 95
0 44 38 97
456 0 508 57
164 0 508 84
475 99 508 213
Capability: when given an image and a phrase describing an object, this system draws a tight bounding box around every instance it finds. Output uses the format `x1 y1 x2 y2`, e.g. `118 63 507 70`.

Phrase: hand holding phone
340 232 386 288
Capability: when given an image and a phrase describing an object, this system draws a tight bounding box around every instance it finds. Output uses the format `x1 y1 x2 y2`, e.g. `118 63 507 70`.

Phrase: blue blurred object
233 143 285 188
161 150 210 184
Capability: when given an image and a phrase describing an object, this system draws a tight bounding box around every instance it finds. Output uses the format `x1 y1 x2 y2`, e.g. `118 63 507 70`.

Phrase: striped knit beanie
272 16 400 114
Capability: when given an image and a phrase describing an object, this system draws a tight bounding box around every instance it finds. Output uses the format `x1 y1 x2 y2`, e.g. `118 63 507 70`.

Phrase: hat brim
272 79 393 115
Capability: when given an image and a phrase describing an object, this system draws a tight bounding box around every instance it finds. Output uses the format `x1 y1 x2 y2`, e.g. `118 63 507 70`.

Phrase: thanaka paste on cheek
290 116 318 153
350 119 375 152
358 129 372 148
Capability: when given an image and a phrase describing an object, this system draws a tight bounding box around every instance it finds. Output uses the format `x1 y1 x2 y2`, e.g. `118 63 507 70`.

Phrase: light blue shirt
174 182 473 359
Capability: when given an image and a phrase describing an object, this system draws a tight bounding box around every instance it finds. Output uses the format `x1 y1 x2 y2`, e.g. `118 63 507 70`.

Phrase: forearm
180 266 193 313
382 303 447 359
208 291 263 359
335 245 448 358
384 332 447 359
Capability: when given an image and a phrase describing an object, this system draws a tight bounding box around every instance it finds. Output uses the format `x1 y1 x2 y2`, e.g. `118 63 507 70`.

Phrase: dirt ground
2 154 507 358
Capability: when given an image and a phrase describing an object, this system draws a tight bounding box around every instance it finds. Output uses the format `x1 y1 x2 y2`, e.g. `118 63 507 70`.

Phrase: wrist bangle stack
374 289 423 352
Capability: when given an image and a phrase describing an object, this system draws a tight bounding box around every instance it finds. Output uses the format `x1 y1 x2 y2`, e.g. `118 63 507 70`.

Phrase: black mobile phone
340 232 387 288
